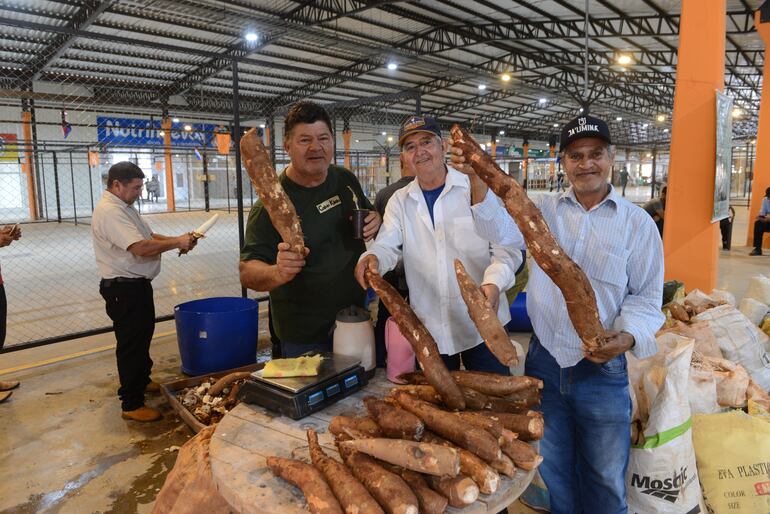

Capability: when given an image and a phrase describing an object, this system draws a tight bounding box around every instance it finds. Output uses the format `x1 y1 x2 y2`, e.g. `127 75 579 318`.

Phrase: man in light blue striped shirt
454 114 664 514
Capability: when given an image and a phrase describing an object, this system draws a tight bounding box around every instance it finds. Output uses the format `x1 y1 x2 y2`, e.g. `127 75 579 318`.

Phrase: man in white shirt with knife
92 162 196 422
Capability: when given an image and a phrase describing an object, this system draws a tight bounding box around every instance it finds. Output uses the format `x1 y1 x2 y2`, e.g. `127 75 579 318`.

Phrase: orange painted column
490 139 497 161
21 110 37 220
162 117 176 212
747 10 770 248
662 0 725 291
343 129 352 169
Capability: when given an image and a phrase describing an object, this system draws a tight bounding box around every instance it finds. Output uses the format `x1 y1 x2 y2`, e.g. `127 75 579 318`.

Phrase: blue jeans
525 335 631 514
441 342 511 375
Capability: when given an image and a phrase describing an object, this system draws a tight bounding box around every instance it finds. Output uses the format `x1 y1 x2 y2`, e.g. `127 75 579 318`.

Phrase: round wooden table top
210 371 536 513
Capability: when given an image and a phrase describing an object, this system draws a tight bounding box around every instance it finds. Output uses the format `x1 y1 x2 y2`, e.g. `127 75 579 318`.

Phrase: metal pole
52 151 62 223
232 59 247 297
332 111 337 161
651 149 657 199
203 148 210 212
30 98 43 217
225 150 231 213
68 151 77 225
40 152 48 220
186 153 192 211
385 151 390 187
583 0 589 100
86 148 95 212
268 115 276 168
415 92 422 115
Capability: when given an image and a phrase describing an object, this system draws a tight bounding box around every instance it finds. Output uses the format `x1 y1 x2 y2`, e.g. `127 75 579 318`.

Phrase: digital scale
237 354 367 420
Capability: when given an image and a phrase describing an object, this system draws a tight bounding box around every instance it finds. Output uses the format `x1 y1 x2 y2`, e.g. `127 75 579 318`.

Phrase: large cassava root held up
365 269 465 410
450 124 606 351
240 128 305 254
454 258 518 366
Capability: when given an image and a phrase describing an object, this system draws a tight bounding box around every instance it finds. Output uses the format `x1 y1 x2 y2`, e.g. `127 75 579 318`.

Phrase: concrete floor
0 188 767 514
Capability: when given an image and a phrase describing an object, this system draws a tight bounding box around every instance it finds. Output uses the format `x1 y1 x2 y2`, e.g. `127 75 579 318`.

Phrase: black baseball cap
398 115 442 146
559 115 612 152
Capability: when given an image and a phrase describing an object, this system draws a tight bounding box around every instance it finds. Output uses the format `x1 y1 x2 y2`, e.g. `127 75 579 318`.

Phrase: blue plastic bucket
174 297 259 376
506 291 533 332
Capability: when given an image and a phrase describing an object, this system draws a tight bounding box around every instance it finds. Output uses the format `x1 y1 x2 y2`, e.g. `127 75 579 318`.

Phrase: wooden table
210 370 536 513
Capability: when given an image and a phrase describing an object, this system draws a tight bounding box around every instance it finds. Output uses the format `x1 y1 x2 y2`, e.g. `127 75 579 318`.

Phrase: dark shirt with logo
241 165 372 344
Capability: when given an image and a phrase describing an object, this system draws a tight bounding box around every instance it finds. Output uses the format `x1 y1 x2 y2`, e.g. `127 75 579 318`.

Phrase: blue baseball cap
398 115 442 146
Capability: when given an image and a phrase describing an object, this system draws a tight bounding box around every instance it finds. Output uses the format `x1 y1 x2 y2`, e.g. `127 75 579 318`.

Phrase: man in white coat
355 116 523 373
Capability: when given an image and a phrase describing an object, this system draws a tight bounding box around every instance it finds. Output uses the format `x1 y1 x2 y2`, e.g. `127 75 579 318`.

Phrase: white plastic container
332 306 376 374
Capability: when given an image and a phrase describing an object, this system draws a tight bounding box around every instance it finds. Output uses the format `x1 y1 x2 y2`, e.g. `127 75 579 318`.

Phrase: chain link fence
0 7 731 349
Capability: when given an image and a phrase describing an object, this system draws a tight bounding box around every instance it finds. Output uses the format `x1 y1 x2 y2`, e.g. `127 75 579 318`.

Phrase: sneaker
121 406 162 422
0 380 19 391
749 248 763 256
0 391 11 403
145 381 161 394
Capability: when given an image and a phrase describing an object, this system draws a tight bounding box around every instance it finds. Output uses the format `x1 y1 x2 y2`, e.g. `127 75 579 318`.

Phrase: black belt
100 277 151 287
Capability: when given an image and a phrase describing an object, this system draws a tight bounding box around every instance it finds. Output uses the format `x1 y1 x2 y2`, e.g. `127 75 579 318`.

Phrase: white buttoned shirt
472 186 665 368
362 166 524 356
91 191 160 279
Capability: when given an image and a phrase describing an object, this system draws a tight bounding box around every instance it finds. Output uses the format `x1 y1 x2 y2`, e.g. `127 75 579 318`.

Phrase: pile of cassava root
267 370 544 514
176 371 252 425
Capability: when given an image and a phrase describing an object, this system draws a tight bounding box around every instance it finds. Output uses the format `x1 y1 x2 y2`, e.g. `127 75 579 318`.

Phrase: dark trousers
100 280 155 411
440 342 511 375
0 283 6 349
753 218 770 250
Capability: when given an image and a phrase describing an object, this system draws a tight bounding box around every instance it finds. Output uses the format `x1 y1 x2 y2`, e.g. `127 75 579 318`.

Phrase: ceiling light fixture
387 62 398 70
499 130 505 135
616 117 623 121
657 114 666 122
184 124 192 131
617 54 633 65
501 73 511 82
553 123 559 127
642 123 649 129
245 32 258 42
663 128 670 133
539 98 547 104
172 118 180 123
381 131 387 136
478 84 487 90
732 108 742 118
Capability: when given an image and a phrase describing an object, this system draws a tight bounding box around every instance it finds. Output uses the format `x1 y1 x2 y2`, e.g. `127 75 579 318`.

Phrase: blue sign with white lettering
97 117 218 147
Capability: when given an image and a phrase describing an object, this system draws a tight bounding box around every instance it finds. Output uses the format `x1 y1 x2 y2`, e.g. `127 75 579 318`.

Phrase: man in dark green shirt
240 101 381 357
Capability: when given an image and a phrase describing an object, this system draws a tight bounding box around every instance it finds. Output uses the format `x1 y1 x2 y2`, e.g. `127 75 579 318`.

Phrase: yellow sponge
262 355 323 378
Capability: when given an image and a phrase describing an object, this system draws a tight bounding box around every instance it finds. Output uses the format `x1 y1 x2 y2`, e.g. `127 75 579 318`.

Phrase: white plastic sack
745 274 770 305
709 289 736 307
738 297 769 327
694 304 770 391
684 289 716 309
627 339 702 514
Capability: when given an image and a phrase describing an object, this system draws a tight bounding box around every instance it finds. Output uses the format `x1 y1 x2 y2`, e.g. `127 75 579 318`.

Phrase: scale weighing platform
238 354 367 420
